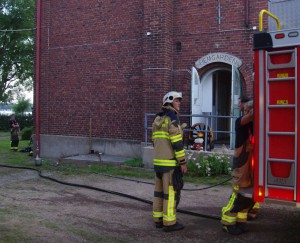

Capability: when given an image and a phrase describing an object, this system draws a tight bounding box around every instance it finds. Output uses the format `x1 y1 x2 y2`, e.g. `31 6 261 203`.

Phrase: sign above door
195 52 242 69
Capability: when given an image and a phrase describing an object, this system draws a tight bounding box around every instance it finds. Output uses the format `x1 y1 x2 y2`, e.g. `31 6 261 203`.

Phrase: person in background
221 97 255 235
152 91 187 232
9 114 20 151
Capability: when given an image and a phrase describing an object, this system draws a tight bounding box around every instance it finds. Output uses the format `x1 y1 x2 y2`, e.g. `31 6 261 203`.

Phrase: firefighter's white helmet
162 91 182 106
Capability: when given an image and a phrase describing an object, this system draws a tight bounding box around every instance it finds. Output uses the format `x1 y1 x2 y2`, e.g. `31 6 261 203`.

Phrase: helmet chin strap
169 104 179 113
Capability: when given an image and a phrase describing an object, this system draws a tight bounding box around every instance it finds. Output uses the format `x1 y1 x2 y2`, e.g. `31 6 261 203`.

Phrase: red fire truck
253 4 300 206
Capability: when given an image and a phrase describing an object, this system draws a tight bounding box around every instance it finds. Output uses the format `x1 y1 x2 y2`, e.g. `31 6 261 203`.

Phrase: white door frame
230 65 242 148
191 65 242 148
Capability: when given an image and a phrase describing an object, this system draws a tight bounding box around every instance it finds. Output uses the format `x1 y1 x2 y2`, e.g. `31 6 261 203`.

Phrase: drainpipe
34 0 42 166
217 0 221 30
245 0 249 28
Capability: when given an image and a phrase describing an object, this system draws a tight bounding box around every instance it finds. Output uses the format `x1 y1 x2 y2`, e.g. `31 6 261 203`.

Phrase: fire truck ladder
266 48 298 201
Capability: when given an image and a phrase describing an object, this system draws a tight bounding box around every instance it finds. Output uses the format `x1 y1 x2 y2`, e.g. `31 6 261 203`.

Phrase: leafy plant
186 145 231 177
20 126 33 140
0 0 35 102
13 98 32 114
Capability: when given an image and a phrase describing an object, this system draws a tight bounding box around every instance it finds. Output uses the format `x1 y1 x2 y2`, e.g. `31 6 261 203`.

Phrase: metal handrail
259 9 281 31
144 113 239 150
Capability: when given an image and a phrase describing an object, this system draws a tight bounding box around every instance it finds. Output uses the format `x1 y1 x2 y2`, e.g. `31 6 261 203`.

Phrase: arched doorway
191 65 242 149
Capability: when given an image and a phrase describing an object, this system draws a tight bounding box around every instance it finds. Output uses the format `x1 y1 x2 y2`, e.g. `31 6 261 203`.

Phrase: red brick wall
172 0 267 101
39 0 144 140
38 0 267 141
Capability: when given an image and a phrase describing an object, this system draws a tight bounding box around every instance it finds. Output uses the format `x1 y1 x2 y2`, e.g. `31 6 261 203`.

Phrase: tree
0 0 35 103
12 97 31 114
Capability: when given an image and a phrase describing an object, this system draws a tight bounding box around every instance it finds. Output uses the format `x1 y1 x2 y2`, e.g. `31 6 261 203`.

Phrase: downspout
245 0 249 28
217 0 221 31
34 0 42 166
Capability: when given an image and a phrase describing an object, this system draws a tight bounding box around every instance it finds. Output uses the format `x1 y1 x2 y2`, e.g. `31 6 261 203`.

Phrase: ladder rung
268 77 295 82
267 184 295 190
267 104 295 108
267 158 295 163
268 50 295 55
268 132 295 135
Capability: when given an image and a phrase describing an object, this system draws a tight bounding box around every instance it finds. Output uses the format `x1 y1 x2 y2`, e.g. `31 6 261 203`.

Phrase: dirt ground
1 166 300 243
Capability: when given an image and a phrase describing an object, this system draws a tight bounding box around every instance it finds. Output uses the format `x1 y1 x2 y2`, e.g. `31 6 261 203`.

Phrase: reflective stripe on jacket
152 106 186 171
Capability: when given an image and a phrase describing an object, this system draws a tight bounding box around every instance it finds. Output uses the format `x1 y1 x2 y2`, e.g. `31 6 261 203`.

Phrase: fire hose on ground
0 163 232 221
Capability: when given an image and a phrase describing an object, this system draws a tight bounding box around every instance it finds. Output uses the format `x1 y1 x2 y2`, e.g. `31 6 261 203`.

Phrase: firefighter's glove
181 123 187 129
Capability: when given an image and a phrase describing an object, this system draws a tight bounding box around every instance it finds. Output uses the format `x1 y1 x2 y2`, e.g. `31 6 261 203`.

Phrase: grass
0 132 231 186
0 138 33 166
123 157 144 167
0 131 10 137
0 208 34 242
44 162 155 180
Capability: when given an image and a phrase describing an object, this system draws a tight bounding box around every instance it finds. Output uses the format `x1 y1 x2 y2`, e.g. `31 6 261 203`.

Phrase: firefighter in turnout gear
152 91 187 232
221 98 255 235
9 114 20 151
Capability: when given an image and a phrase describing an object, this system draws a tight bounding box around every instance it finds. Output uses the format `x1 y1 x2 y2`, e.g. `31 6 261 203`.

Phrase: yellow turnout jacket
152 106 186 172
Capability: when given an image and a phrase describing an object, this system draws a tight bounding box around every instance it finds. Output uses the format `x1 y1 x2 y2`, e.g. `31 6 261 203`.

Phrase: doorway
213 70 231 143
191 66 242 148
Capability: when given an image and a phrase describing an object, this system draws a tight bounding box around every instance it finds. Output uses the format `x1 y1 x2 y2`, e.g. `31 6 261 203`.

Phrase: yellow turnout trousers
153 169 177 226
221 187 254 226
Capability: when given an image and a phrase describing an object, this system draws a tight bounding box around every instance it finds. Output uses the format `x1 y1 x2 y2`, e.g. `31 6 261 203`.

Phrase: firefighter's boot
236 222 248 233
155 222 163 228
163 222 184 232
222 224 243 235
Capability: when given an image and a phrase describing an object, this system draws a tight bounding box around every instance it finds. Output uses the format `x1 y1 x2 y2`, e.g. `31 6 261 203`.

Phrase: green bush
21 126 33 140
0 113 33 131
12 99 32 114
186 147 231 177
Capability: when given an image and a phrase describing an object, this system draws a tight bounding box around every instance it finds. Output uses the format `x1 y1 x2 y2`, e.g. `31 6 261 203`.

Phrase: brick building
36 0 267 159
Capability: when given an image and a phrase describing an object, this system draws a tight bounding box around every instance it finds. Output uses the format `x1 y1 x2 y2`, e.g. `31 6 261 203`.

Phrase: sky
24 91 33 103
